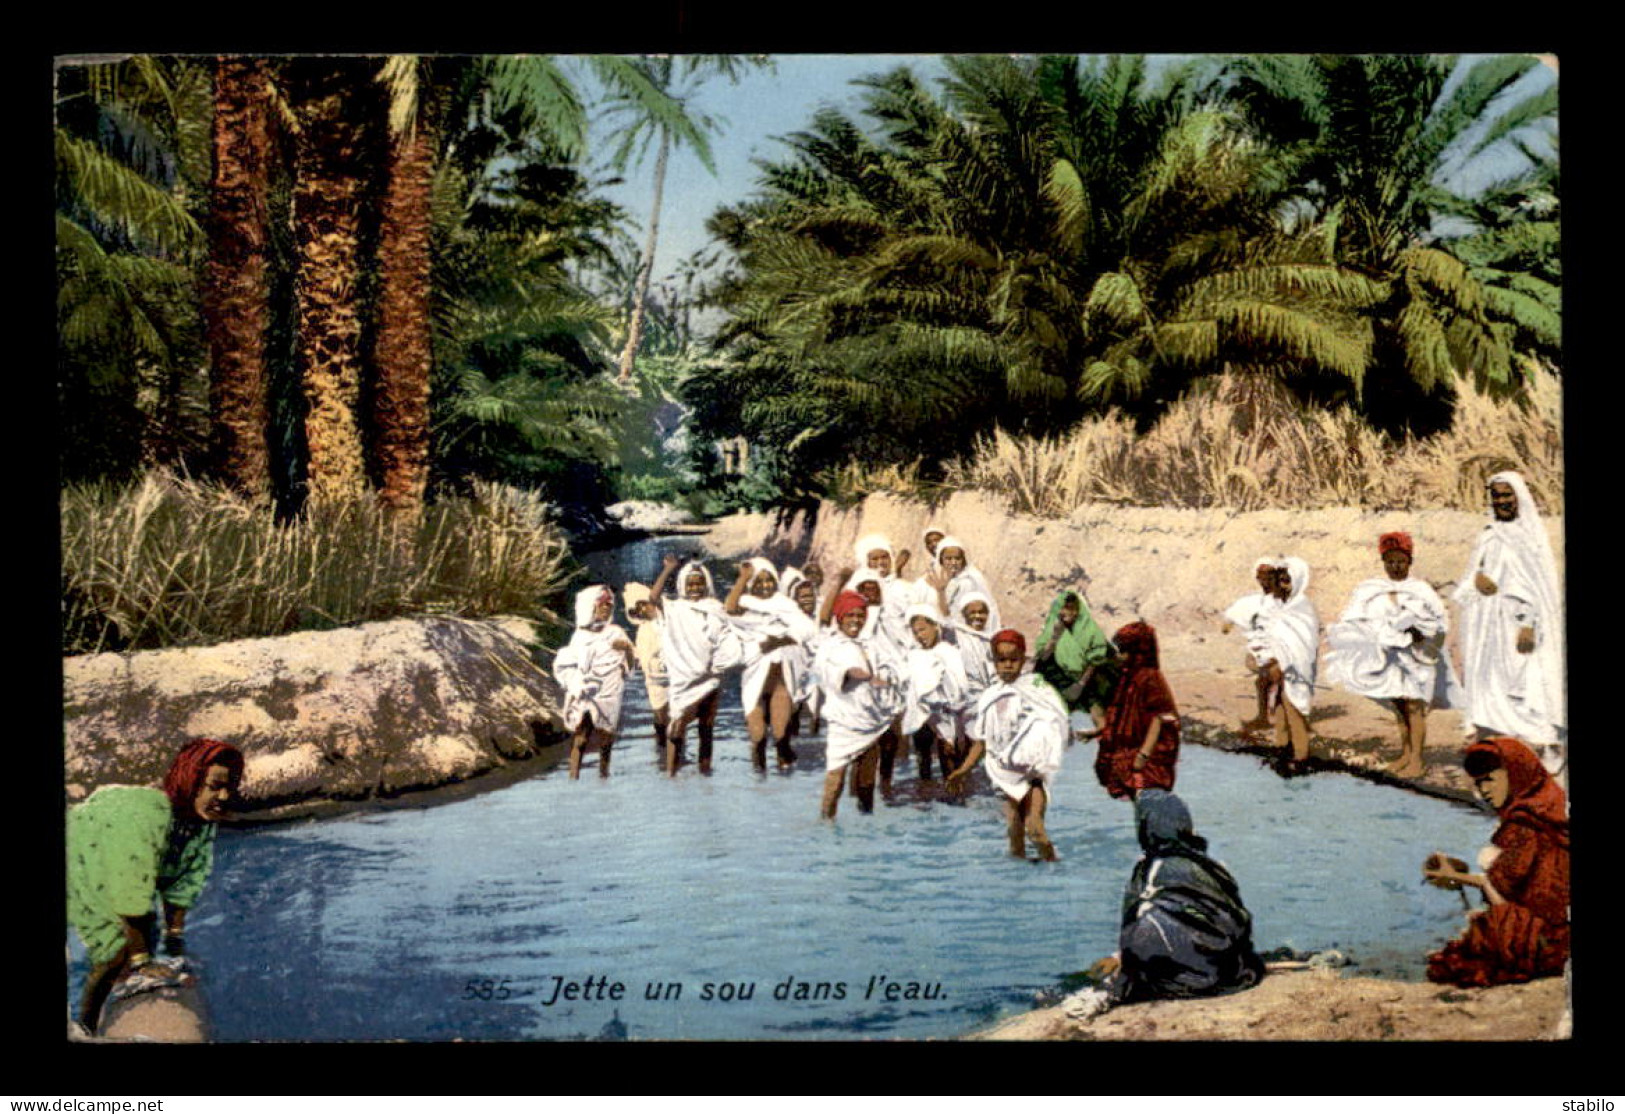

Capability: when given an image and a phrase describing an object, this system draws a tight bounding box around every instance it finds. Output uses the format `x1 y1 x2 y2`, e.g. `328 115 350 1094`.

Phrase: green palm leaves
699 51 1557 482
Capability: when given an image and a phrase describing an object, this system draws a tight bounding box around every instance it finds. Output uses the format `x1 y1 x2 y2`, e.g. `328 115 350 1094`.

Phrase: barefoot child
725 558 815 770
948 630 1070 861
622 583 670 756
1257 556 1320 771
648 554 746 776
554 585 636 779
901 602 973 780
814 591 899 818
1221 558 1284 736
778 566 826 743
834 568 909 793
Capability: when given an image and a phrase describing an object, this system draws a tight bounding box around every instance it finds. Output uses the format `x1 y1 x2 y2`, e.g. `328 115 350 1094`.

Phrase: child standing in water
949 630 1071 861
622 582 670 757
777 566 825 746
648 554 745 776
724 558 813 770
829 568 909 794
554 585 636 779
814 591 899 818
952 592 998 703
901 602 973 781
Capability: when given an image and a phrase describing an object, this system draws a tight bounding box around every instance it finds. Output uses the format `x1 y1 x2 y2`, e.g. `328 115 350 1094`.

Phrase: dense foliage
687 53 1558 496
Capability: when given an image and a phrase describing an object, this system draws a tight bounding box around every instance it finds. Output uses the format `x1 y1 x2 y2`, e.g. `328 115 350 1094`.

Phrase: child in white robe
902 602 974 780
922 534 1004 634
948 629 1070 861
778 566 826 740
952 591 998 703
623 582 670 756
1254 556 1320 770
648 554 746 776
554 584 635 779
1220 557 1284 736
724 558 816 770
815 591 900 818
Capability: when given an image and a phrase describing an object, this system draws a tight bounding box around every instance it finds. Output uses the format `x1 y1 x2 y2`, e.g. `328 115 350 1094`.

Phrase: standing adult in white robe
1325 532 1460 779
1452 471 1566 779
1256 556 1319 768
949 629 1070 861
901 602 974 778
649 555 746 776
725 557 818 770
1221 557 1284 735
554 585 635 779
815 591 899 818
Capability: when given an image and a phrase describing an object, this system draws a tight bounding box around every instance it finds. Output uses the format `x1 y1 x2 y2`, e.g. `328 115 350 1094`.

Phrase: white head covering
1485 471 1565 727
742 557 779 588
677 561 716 599
931 534 971 572
853 533 895 573
904 601 945 626
1279 556 1311 605
954 589 994 626
573 584 613 629
623 582 655 626
921 523 949 558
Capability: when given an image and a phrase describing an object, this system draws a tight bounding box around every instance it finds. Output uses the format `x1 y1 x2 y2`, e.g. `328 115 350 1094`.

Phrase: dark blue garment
1114 790 1265 1002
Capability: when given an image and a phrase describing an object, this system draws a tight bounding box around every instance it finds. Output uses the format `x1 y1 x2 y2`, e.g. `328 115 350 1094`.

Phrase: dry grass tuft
62 472 570 655
942 364 1563 516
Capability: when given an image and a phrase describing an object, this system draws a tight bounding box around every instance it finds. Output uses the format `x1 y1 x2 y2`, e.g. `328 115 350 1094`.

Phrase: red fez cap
991 628 1026 656
1379 531 1414 557
832 591 869 622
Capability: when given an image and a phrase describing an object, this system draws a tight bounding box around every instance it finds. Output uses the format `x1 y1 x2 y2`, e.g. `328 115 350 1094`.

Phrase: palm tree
603 55 769 383
287 57 373 502
697 55 1374 483
1223 53 1558 427
55 55 210 480
203 55 275 503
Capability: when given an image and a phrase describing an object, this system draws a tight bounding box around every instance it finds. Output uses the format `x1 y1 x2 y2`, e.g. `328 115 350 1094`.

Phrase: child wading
814 591 899 818
648 555 745 776
623 582 669 756
724 558 814 770
901 602 973 783
554 585 636 779
949 630 1070 861
827 568 908 794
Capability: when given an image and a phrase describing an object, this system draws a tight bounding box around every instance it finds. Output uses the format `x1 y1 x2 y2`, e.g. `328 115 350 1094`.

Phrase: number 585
463 978 513 1000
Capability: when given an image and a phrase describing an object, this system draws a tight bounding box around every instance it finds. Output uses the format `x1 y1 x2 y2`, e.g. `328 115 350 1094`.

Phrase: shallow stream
67 537 1496 1041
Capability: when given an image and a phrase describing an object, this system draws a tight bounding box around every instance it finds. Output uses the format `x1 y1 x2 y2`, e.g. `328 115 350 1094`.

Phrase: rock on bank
64 616 565 818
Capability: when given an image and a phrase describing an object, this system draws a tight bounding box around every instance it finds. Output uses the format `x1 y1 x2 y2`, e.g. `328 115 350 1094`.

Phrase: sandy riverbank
699 493 1571 1041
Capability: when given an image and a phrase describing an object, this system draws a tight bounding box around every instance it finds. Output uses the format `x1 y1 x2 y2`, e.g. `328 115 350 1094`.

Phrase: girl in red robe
1089 622 1181 800
1425 735 1569 986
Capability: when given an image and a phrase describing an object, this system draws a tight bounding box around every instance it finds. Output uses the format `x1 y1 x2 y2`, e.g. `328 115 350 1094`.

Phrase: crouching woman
67 738 244 1033
1425 736 1569 987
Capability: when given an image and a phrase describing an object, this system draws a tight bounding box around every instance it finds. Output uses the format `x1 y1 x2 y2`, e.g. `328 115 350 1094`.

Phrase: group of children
554 526 1183 862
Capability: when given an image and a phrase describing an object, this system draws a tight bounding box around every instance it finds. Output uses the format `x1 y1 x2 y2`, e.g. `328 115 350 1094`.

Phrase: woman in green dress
1034 589 1118 723
67 738 244 1032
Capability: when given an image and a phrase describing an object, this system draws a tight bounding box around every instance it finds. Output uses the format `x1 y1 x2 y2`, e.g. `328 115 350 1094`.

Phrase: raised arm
820 566 856 626
648 552 681 612
725 564 751 616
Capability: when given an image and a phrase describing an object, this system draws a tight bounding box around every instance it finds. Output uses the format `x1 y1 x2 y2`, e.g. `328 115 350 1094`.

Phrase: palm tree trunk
291 59 369 503
616 128 670 383
373 83 437 520
203 56 273 503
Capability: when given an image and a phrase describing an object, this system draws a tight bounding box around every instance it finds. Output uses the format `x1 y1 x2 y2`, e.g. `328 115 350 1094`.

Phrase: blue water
65 537 1498 1041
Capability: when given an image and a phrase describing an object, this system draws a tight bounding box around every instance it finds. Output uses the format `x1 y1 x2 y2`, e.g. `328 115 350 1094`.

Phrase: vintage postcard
56 51 1568 1047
